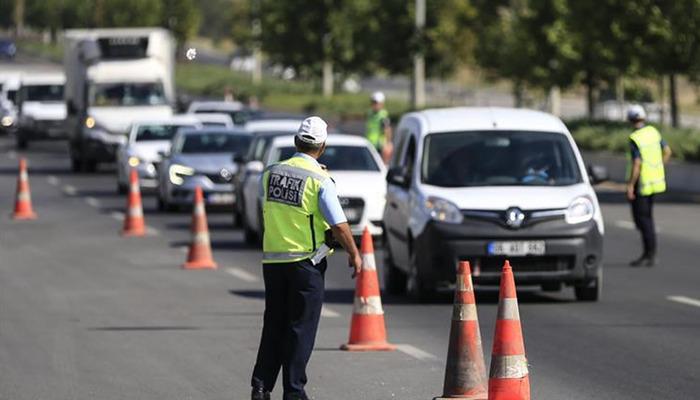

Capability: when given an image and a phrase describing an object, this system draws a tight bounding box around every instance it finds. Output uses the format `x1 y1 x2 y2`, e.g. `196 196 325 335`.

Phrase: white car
15 72 67 148
187 100 248 125
116 115 202 193
0 74 20 132
191 112 235 128
241 133 386 244
243 119 303 135
383 107 607 301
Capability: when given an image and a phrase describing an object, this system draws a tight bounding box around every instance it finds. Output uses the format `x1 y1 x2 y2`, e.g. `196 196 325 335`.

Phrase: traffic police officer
626 105 672 267
251 116 363 400
366 91 393 163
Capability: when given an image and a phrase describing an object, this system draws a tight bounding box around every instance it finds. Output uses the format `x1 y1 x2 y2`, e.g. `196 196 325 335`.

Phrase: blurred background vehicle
116 114 202 193
64 28 175 172
157 127 251 211
186 100 251 125
189 112 234 128
383 107 606 301
15 72 67 149
0 38 16 60
241 133 386 245
0 73 20 134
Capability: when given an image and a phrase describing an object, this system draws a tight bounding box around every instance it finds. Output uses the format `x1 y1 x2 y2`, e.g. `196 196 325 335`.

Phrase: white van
15 72 68 148
383 107 607 301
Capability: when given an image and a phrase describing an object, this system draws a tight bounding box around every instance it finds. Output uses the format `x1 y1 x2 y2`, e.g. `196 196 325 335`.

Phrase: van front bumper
413 217 603 287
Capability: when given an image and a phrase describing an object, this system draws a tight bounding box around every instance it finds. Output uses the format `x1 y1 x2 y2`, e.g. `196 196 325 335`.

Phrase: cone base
13 212 37 220
340 342 396 352
182 260 218 270
433 393 488 400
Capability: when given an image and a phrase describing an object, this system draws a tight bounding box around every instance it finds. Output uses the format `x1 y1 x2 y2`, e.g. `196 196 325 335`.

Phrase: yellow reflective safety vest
366 109 388 149
262 155 332 264
627 125 667 196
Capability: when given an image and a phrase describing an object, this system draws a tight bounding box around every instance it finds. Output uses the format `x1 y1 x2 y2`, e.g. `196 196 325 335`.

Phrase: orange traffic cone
434 261 488 400
183 186 217 270
488 261 530 400
340 227 395 351
122 169 146 237
12 158 37 220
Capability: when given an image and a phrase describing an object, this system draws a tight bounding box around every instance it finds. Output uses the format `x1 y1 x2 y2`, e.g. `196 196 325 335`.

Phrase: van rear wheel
406 251 435 302
383 241 407 295
574 272 602 302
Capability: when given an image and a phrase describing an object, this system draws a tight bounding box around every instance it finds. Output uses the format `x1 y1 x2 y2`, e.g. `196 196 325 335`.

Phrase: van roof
64 27 170 39
405 107 568 135
20 72 66 85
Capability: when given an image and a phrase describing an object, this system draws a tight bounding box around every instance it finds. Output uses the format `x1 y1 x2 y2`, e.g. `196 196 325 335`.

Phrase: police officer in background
251 116 363 400
366 91 393 163
626 105 672 267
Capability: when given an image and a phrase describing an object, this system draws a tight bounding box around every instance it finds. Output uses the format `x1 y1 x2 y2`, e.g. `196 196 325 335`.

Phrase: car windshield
135 124 194 142
89 82 166 107
276 145 380 171
7 89 17 104
178 132 251 154
24 84 64 102
194 109 250 125
422 131 582 187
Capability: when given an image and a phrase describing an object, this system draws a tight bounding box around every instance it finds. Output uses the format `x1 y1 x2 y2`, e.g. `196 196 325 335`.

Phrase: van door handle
389 201 398 209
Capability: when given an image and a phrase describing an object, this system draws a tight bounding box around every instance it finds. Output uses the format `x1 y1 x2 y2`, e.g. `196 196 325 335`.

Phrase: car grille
339 197 364 225
205 173 233 184
468 256 574 275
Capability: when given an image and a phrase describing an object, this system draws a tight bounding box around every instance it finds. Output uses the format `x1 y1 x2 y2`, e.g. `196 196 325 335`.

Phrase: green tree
93 0 162 27
161 0 201 50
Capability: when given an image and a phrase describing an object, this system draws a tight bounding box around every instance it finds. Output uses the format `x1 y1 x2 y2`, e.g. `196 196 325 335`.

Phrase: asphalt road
1 135 700 400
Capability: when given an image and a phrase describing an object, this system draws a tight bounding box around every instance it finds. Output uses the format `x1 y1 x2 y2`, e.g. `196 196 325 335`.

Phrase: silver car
116 115 202 193
157 128 251 211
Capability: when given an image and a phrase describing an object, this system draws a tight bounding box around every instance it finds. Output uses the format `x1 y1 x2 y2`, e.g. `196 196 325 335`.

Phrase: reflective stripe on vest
366 109 388 148
262 156 332 263
628 126 667 196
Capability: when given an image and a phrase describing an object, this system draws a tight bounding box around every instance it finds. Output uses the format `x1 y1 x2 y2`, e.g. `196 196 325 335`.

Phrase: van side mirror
246 160 264 173
158 150 170 159
387 166 409 187
587 164 609 184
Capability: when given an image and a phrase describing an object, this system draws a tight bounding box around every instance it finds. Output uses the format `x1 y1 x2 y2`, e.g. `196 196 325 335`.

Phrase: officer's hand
349 252 363 279
626 185 636 201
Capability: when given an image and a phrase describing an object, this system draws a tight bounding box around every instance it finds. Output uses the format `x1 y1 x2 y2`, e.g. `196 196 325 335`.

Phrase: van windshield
422 131 582 187
135 124 194 142
24 84 64 102
89 82 166 107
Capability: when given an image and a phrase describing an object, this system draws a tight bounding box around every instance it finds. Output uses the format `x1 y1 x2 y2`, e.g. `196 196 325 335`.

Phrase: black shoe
629 256 646 267
643 257 657 267
284 394 309 400
251 388 271 400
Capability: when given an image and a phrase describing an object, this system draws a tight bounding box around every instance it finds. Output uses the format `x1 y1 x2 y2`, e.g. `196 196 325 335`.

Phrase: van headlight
565 196 594 224
169 164 195 185
1 116 13 127
128 156 140 167
424 196 463 224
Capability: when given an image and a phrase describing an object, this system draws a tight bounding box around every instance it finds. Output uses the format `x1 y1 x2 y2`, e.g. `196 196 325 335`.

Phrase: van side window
404 136 417 182
391 129 409 167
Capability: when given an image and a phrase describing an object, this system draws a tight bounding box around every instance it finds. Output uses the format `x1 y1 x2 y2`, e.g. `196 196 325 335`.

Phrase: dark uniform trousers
631 194 656 257
252 258 327 399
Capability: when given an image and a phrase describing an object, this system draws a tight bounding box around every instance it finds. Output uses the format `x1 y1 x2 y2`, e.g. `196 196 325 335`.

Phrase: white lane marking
62 184 77 196
178 245 189 254
146 226 160 236
668 295 700 308
110 211 125 221
84 197 100 207
614 220 635 230
225 267 260 283
396 344 438 361
320 306 340 318
8 150 16 160
47 175 60 186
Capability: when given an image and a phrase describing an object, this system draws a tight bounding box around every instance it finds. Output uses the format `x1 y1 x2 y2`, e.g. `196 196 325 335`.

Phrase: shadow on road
597 190 700 204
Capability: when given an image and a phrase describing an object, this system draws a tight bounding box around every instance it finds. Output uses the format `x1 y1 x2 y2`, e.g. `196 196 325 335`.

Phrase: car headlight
1 116 12 127
169 164 195 185
565 196 594 224
424 196 463 224
128 156 140 167
85 116 96 129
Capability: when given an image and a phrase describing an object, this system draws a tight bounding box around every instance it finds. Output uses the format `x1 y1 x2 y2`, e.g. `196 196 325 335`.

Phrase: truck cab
64 28 175 172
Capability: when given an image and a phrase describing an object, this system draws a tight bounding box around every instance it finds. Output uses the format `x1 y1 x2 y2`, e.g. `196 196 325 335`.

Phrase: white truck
63 28 175 172
15 72 68 149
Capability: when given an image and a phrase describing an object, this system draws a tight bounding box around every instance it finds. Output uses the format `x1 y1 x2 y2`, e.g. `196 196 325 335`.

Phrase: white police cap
627 104 647 121
296 116 328 145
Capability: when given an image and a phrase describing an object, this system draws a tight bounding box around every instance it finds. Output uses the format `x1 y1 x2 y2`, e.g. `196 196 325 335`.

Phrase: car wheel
117 181 128 194
81 159 97 173
70 156 81 172
574 271 602 302
406 249 435 302
16 136 27 149
541 282 562 292
242 213 259 245
383 239 407 295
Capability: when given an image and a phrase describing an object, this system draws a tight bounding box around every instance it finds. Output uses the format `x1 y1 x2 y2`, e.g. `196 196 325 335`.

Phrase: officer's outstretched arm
331 223 362 278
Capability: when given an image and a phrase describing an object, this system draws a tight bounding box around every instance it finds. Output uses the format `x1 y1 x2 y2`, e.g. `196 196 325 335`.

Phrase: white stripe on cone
362 253 376 271
452 303 478 321
489 354 529 379
353 296 384 315
456 273 474 292
128 206 143 218
17 192 31 202
497 298 521 321
193 231 211 244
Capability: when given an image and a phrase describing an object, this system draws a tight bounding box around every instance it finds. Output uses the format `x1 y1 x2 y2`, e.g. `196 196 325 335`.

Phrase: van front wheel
406 251 435 302
574 273 602 302
383 243 407 295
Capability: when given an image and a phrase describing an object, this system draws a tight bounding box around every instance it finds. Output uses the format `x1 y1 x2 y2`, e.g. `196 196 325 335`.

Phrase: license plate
208 193 235 205
343 207 360 221
487 241 546 256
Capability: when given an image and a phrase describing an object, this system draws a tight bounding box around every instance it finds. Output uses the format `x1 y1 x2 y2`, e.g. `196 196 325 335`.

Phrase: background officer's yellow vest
366 109 388 149
627 126 667 196
262 156 331 263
